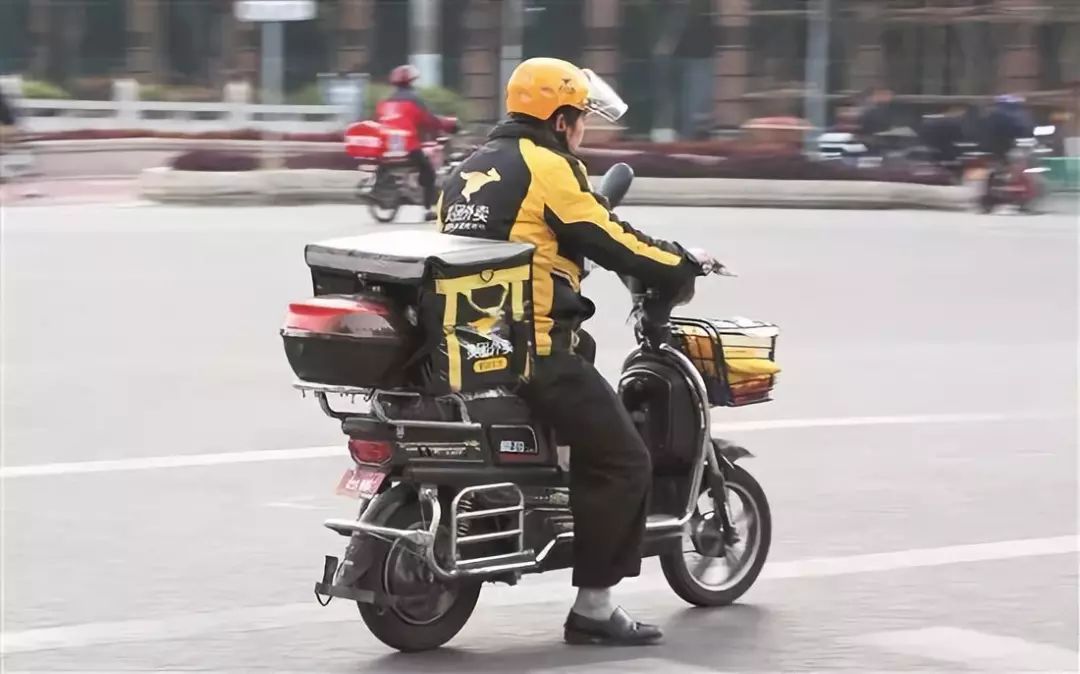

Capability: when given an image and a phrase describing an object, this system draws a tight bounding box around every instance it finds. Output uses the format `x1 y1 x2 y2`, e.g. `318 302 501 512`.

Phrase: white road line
0 446 341 478
856 627 1078 671
1 410 1064 479
757 534 1080 580
1 535 1075 655
540 659 721 673
711 410 1062 433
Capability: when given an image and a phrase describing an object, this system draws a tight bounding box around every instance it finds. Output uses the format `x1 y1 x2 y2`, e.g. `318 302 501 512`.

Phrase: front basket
670 317 780 406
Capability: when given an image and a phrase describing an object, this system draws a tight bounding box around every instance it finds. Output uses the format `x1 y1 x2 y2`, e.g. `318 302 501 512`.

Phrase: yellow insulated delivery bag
420 254 534 394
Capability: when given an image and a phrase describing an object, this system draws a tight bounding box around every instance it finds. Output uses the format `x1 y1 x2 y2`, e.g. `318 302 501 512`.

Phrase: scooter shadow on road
356 604 773 673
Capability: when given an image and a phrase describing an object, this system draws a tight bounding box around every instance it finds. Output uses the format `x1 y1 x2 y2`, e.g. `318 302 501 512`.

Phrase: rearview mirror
597 162 634 209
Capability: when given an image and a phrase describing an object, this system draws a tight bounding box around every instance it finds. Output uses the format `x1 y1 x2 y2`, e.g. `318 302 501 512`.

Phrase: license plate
336 468 386 499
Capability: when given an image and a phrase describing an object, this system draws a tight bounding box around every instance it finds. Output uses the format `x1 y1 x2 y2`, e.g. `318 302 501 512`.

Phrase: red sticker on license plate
336 468 386 499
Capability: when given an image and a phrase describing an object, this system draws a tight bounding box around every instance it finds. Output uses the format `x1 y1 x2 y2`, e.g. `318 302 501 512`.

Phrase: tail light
284 296 390 335
348 439 392 465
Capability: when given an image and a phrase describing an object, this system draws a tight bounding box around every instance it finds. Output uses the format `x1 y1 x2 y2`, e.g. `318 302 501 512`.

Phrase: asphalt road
2 201 1078 672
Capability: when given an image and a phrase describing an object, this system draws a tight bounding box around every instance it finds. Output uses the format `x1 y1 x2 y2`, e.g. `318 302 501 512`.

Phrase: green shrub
138 83 168 101
286 81 470 121
68 76 114 100
418 85 471 122
364 83 392 117
138 84 217 102
287 81 390 116
287 83 323 106
20 79 71 100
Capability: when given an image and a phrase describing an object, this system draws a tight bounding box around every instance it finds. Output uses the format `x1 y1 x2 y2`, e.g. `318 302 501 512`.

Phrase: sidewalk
0 177 142 207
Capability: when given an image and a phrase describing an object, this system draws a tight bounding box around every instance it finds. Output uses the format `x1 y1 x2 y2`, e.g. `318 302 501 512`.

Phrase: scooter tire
660 464 771 607
357 498 481 652
368 201 401 224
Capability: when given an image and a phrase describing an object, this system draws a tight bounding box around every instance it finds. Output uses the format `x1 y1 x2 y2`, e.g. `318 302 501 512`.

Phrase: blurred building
1 0 1077 136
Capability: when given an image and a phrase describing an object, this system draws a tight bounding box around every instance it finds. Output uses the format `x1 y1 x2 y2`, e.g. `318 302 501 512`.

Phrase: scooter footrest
645 515 683 531
455 550 537 572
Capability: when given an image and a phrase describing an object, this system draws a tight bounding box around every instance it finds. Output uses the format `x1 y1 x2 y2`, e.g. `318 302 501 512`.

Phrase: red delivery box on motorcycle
345 121 412 161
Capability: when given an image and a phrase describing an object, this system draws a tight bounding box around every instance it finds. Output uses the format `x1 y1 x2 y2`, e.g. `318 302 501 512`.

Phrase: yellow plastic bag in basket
722 346 781 385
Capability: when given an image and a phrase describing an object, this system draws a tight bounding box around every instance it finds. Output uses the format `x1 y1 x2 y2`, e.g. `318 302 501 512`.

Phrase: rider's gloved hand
686 247 736 277
686 247 720 275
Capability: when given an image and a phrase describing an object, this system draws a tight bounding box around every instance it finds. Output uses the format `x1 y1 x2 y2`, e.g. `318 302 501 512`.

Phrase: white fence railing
0 76 350 134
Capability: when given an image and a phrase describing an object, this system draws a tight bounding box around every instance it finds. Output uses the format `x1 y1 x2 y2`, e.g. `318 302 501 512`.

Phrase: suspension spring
456 496 473 537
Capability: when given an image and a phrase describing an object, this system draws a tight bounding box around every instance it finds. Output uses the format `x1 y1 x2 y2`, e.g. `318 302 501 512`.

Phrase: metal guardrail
13 98 349 134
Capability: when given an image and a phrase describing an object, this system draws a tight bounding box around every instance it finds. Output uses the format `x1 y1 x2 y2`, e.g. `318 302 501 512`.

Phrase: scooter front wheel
660 464 771 607
357 497 481 652
364 170 402 223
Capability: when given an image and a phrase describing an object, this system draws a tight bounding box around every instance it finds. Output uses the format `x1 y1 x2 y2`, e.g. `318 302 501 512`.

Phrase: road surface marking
0 445 342 478
711 410 1061 433
541 659 720 673
263 496 334 511
757 534 1079 581
2 534 1075 655
1 411 1064 479
856 627 1077 671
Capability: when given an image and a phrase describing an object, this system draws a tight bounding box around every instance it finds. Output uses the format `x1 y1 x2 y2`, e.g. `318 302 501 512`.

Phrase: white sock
572 587 615 620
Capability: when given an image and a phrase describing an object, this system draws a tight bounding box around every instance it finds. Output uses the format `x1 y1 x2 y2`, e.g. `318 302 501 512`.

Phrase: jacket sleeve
410 94 442 136
534 152 699 290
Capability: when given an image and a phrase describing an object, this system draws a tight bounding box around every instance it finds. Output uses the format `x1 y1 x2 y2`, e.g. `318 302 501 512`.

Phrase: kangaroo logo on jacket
461 168 501 201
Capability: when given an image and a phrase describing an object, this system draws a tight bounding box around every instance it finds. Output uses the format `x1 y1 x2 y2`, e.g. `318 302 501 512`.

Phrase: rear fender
335 483 418 588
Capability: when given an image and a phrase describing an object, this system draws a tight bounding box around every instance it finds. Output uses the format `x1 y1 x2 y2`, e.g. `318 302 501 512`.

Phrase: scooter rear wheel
357 498 481 652
660 464 771 607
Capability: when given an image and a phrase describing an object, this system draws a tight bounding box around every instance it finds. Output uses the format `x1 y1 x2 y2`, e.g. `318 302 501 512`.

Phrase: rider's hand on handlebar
686 248 735 277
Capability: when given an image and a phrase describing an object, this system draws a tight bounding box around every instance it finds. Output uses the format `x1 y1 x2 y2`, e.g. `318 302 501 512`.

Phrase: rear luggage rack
293 381 481 429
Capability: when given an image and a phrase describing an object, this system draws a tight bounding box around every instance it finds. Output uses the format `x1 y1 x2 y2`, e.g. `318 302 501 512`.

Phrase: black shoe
423 209 437 222
564 607 663 646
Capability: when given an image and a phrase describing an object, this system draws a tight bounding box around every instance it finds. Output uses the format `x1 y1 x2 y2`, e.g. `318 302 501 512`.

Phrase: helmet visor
582 69 628 123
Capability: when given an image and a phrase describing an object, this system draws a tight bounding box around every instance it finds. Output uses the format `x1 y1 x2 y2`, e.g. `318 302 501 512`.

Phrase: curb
139 167 977 210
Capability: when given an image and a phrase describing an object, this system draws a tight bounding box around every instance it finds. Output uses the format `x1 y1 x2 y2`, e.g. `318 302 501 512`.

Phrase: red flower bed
168 148 951 185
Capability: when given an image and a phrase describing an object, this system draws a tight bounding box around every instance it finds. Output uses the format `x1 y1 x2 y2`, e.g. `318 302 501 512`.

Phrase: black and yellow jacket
438 118 699 356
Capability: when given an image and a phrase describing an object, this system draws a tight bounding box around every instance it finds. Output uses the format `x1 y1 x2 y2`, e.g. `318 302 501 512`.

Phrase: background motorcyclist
374 64 452 220
981 94 1035 161
437 57 714 646
978 94 1036 207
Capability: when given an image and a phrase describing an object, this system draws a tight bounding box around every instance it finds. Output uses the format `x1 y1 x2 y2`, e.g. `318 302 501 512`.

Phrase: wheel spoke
692 554 716 578
677 478 765 593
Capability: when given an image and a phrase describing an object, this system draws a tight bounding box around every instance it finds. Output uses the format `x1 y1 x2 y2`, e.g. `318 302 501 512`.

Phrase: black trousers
408 149 436 209
520 339 652 588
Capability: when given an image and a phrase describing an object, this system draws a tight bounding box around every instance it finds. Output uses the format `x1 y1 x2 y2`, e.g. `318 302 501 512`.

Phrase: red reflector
348 439 392 464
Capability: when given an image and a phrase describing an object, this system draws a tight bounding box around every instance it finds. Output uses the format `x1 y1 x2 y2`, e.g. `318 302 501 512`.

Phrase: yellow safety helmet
506 57 627 122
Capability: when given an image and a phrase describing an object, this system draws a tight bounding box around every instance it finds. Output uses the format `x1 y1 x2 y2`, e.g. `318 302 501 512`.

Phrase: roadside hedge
167 147 952 185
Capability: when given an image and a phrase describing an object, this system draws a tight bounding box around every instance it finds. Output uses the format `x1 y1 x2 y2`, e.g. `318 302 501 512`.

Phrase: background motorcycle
282 165 776 652
976 126 1054 214
345 117 470 224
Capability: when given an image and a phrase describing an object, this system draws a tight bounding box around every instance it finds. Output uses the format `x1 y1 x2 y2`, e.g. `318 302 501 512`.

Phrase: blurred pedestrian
919 105 969 180
857 86 895 153
0 88 15 127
